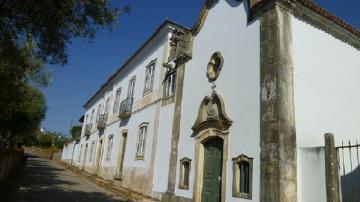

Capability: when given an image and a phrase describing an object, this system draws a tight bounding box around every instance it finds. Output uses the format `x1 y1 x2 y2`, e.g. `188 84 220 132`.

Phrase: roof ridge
83 20 188 108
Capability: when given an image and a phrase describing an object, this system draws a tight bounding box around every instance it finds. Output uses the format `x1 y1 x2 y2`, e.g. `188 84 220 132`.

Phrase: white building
62 0 360 201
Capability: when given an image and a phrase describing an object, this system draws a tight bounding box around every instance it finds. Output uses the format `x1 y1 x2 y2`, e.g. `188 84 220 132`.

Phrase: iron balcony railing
84 124 92 136
97 114 107 130
118 97 133 119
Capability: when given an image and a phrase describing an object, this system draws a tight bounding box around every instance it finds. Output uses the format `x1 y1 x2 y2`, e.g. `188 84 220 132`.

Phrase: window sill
232 192 252 200
161 96 175 107
135 156 144 161
178 184 189 190
143 89 153 97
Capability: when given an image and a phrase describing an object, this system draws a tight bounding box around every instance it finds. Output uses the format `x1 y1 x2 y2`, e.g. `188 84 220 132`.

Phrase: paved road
2 153 126 202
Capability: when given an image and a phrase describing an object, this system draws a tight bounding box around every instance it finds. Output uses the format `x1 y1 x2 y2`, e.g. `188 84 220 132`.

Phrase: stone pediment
191 91 232 134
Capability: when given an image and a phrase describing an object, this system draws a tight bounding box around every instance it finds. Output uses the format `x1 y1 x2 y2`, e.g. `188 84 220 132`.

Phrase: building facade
61 0 360 201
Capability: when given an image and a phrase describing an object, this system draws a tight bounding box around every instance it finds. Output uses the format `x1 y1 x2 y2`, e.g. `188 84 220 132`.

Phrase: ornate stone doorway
192 92 232 202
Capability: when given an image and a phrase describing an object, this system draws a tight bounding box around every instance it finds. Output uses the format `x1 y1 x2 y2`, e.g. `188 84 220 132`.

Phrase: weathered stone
324 133 340 202
260 3 297 202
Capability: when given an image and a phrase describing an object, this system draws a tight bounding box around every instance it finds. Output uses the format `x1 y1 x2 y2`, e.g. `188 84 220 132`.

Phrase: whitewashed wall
61 141 75 161
297 148 326 202
68 25 177 185
292 16 360 201
152 103 175 193
175 1 261 201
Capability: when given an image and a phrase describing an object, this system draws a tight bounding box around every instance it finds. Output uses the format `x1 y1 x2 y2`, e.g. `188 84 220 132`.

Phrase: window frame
89 140 95 162
127 76 136 98
113 87 122 114
135 122 148 160
143 59 157 96
95 104 102 124
232 154 253 199
163 67 177 99
78 144 83 162
106 134 114 161
178 157 191 190
90 109 95 130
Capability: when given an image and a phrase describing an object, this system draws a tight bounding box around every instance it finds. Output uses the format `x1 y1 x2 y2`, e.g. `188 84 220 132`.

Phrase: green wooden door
202 138 223 202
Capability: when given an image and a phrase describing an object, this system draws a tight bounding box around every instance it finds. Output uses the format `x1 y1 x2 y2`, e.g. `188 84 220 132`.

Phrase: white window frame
143 59 156 95
95 104 102 124
106 135 114 161
113 88 122 114
128 76 136 98
163 68 176 99
89 140 95 162
135 122 148 160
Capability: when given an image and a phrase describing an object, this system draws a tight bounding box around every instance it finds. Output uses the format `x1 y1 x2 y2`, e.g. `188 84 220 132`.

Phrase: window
104 97 111 116
95 104 102 124
89 141 95 162
163 68 176 98
113 88 122 114
128 76 136 98
143 59 156 95
239 161 250 193
84 114 89 124
83 114 89 136
232 154 253 199
136 123 148 159
90 109 95 129
106 135 114 160
78 144 83 162
179 157 191 190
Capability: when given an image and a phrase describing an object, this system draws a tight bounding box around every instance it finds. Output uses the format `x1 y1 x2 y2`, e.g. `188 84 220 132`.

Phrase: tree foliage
0 86 46 149
0 0 127 150
37 131 67 149
70 125 82 140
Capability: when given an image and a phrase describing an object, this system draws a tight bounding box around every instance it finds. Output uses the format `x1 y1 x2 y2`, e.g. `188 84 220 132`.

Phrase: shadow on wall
0 153 125 202
341 165 360 201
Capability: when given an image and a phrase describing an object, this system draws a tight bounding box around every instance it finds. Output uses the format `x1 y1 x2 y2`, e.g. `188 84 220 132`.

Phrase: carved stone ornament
168 30 193 62
207 52 224 82
191 91 232 135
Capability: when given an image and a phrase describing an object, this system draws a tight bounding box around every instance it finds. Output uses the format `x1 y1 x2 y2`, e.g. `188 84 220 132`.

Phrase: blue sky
41 0 360 135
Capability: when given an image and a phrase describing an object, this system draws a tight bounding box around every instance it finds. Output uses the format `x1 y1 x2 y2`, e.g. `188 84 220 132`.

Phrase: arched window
136 122 148 160
232 154 253 199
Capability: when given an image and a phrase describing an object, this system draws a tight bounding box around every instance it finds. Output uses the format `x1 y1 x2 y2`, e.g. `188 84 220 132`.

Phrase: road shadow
1 153 125 202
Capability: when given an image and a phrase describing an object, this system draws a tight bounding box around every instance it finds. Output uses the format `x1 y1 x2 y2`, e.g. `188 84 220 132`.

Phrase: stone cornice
249 0 360 50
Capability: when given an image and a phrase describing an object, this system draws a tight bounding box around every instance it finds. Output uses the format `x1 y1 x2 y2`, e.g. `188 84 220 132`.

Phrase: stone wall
24 147 62 161
0 149 24 182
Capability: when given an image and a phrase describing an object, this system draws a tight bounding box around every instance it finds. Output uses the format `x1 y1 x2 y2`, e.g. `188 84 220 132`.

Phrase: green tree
70 126 82 140
0 85 46 149
0 1 128 150
37 131 67 149
37 134 54 148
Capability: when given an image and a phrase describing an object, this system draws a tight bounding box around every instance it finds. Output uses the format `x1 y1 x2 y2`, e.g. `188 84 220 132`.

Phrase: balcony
84 124 92 136
97 114 107 130
118 97 133 119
